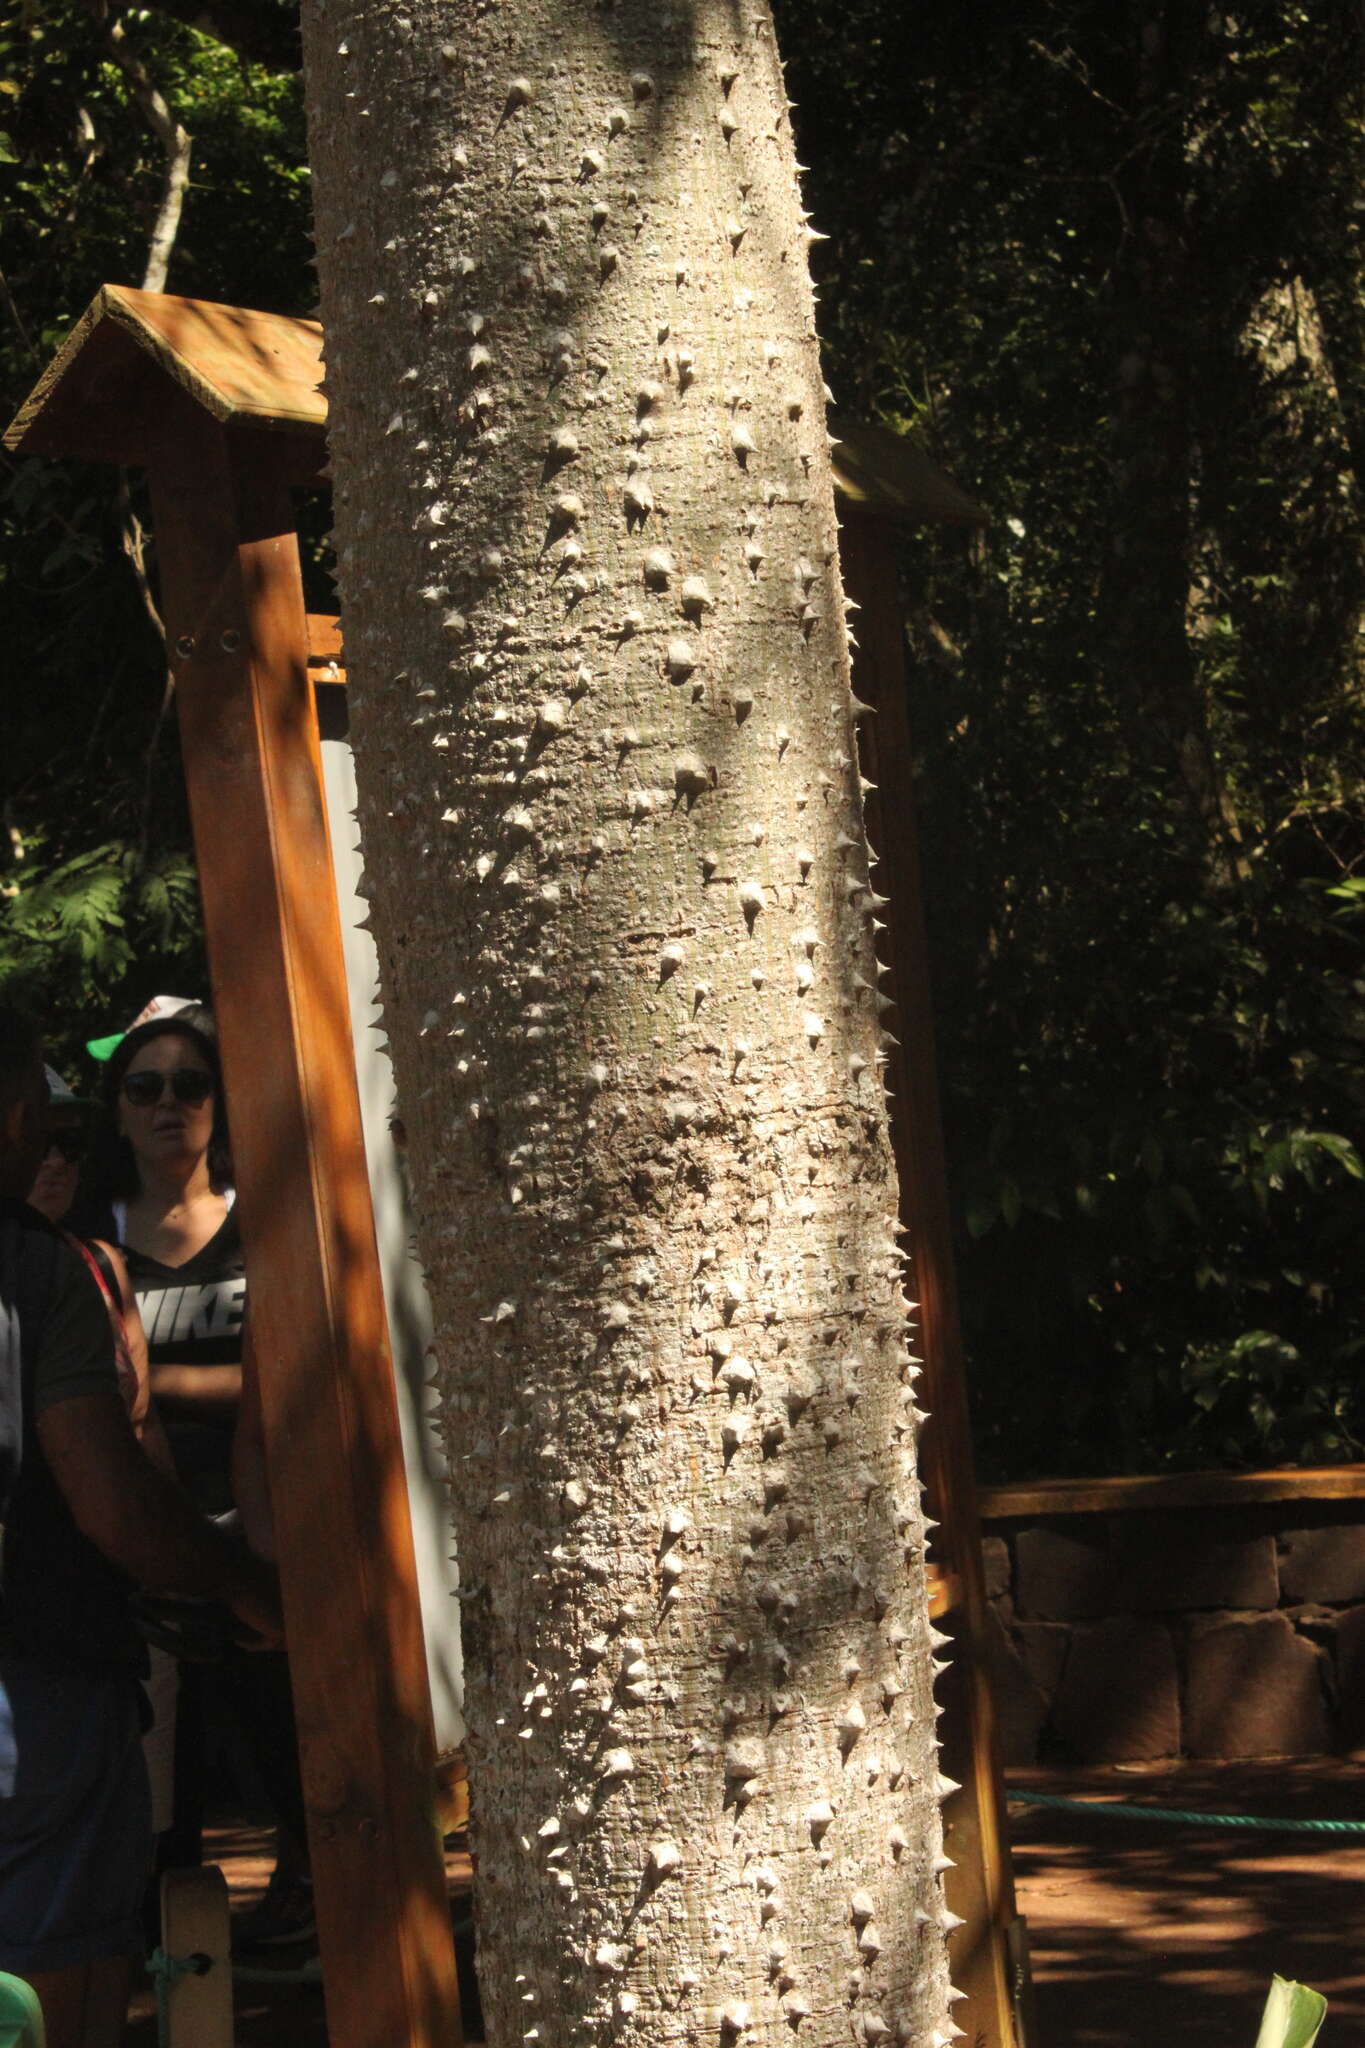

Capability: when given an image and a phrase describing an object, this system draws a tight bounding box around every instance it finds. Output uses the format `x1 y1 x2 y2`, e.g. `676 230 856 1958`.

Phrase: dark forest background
3 0 1362 1481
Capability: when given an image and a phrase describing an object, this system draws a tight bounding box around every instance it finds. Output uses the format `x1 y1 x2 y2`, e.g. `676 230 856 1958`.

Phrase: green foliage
0 1 310 1075
781 0 1365 1478
1 836 201 1072
2 0 1362 1480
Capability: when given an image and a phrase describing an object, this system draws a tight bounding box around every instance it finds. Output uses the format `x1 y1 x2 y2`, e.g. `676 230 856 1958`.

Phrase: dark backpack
0 1203 59 1526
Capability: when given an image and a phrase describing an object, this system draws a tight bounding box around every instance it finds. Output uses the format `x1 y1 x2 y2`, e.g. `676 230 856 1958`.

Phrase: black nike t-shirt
0 1197 143 1674
120 1203 246 1515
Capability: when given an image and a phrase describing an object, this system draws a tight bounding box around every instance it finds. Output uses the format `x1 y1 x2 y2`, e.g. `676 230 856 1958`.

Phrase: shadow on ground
124 1816 477 2047
124 1763 1365 2045
1009 1760 1365 2048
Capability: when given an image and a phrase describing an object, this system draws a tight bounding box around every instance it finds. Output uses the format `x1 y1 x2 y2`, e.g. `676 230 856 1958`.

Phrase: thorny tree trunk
300 5 956 2045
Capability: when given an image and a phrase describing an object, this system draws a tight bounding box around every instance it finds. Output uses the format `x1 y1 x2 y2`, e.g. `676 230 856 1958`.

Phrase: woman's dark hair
90 1006 233 1200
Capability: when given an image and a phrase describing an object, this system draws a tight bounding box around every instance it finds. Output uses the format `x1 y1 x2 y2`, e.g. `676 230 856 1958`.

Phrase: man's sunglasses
43 1128 86 1163
121 1068 214 1109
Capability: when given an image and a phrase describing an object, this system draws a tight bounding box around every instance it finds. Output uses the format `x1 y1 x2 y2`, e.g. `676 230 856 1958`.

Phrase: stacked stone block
980 1501 1365 1764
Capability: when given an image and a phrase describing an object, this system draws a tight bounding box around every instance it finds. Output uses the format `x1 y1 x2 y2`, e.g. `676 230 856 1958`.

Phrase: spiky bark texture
300 4 956 2043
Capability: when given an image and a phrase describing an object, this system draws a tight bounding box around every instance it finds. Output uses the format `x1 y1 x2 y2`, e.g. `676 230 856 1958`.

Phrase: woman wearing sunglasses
99 1012 241 1505
94 1012 314 1957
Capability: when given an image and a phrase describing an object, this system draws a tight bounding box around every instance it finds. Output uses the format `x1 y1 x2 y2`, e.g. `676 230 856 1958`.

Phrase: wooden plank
4 312 154 463
4 286 327 458
981 1465 1365 1520
307 611 344 662
106 285 327 427
839 508 1027 2048
159 1866 233 2048
144 395 461 2048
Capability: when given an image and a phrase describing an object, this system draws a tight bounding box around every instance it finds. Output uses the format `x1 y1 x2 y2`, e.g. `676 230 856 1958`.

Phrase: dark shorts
0 1654 151 1972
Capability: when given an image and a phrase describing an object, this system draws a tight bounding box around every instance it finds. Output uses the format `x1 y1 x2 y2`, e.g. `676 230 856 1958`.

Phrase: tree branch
63 103 105 225
0 266 40 369
84 1 192 846
90 2 193 292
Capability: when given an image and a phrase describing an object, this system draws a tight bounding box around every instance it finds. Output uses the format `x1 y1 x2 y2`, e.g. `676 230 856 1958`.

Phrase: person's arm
95 1241 177 1479
147 1362 242 1415
138 1397 178 1481
37 1391 281 1643
232 1322 276 1561
30 1246 278 1643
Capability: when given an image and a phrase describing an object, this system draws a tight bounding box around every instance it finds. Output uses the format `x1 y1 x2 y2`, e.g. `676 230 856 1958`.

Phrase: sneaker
232 1873 316 1956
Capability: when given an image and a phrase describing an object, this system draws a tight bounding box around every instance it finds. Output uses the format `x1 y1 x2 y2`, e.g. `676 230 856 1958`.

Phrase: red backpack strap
60 1232 138 1419
60 1230 118 1316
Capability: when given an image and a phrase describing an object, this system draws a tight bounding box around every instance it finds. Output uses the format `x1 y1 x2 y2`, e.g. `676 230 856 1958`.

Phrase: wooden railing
980 1466 1365 1519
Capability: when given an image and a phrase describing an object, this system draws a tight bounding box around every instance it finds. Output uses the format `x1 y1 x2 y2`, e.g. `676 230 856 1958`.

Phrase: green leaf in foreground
1255 1974 1327 2048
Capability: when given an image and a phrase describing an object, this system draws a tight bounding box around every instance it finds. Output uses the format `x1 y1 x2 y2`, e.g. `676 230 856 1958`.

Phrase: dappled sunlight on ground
125 1814 475 2046
123 1766 1365 2044
1010 1761 1365 2047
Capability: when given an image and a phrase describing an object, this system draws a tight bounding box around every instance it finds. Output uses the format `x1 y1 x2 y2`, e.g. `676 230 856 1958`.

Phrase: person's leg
219 1646 316 1953
219 1649 307 1853
80 1951 135 2048
25 1963 88 2048
162 1661 204 1871
27 1954 134 2048
0 1660 150 2044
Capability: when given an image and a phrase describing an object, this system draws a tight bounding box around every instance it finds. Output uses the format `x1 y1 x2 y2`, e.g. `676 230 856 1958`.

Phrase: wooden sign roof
4 285 327 469
5 283 985 524
828 415 987 528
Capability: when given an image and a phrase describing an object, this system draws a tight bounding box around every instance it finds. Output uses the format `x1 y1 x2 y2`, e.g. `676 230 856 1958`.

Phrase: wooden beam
839 509 1027 2048
143 396 461 2048
982 1465 1365 1520
307 611 344 662
159 1867 233 2048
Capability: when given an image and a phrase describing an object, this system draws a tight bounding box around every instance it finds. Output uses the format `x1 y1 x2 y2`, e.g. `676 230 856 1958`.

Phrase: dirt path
1009 1760 1365 2046
126 1762 1365 2044
126 1820 474 2046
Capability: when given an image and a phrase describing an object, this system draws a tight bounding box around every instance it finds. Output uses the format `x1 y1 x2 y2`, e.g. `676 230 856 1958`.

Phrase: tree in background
0 0 309 1061
3 0 1363 1481
784 0 1365 1478
300 1 956 2042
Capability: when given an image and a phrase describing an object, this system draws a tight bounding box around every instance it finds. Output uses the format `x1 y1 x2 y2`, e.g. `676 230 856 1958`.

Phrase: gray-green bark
300 3 956 2043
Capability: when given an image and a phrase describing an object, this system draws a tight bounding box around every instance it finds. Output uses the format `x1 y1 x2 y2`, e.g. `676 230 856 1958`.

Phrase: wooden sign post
6 285 1026 2048
6 290 461 2048
841 509 1032 2048
159 1868 234 2048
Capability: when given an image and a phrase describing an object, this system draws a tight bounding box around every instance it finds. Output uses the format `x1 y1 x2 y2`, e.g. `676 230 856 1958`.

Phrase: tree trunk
299 5 955 2045
1101 3 1243 888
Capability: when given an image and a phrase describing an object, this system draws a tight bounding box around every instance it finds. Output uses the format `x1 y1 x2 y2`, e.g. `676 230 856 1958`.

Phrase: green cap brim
86 1033 125 1063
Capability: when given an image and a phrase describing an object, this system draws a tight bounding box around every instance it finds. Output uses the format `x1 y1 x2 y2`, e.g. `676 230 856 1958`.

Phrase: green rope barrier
1010 1788 1365 1836
147 1946 212 2048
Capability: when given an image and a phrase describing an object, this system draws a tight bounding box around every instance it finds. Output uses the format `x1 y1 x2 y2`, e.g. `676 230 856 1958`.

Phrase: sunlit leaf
1253 1974 1327 2048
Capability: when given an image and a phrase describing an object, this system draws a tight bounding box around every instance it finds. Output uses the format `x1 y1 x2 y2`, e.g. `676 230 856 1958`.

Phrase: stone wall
979 1498 1365 1764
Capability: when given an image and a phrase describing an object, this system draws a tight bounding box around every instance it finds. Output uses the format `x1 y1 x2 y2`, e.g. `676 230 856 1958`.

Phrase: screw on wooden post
156 1866 232 2048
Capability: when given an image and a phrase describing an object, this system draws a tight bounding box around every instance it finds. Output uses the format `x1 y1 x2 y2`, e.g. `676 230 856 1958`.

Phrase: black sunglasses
43 1128 86 1163
121 1067 214 1109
